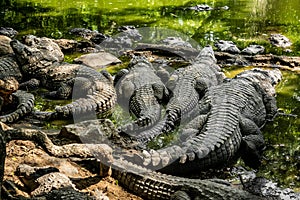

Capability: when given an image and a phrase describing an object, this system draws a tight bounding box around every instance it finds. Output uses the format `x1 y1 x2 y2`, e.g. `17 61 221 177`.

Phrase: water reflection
1 0 299 51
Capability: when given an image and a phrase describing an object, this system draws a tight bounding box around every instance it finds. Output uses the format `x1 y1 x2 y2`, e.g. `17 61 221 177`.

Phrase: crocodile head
10 35 64 76
236 68 282 96
194 45 217 63
128 55 153 69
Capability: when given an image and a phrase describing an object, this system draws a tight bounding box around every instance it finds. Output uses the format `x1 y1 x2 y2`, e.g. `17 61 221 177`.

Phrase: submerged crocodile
129 68 282 175
114 56 169 134
126 45 224 145
10 35 116 119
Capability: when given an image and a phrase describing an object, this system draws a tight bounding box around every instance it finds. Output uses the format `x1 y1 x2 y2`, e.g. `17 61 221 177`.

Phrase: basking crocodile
114 56 169 133
0 124 261 200
4 122 299 199
101 155 262 200
0 76 19 108
10 35 116 119
129 68 282 175
127 45 224 145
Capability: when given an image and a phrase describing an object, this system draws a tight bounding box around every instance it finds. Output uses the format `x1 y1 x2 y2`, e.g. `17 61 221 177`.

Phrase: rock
189 4 213 11
69 28 99 40
0 27 18 38
54 39 78 52
214 40 241 54
0 35 13 55
269 34 292 48
31 172 76 196
117 25 142 41
160 37 193 48
241 45 265 55
59 119 117 143
73 52 121 70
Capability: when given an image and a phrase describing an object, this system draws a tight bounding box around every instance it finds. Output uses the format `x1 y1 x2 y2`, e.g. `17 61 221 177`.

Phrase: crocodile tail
119 86 162 134
54 85 116 119
126 116 170 144
0 90 34 123
183 103 242 160
118 113 161 135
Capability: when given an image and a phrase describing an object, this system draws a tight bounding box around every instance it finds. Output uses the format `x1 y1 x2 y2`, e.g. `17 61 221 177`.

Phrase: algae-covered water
1 0 299 191
1 0 300 54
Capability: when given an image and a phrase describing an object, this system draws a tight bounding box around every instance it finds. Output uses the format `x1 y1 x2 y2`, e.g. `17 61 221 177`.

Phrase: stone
241 45 265 55
73 52 121 70
214 40 241 54
0 35 13 55
269 34 292 48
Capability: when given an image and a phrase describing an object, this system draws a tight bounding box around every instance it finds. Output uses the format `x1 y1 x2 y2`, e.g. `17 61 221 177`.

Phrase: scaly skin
0 54 22 82
101 156 262 200
126 46 224 145
0 123 284 200
0 90 35 123
10 36 116 119
114 56 169 134
128 68 282 176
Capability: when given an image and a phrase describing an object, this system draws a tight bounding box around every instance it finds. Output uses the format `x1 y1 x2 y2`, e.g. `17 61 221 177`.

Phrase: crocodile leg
19 78 40 91
44 82 73 99
0 54 23 82
179 114 208 142
239 116 266 168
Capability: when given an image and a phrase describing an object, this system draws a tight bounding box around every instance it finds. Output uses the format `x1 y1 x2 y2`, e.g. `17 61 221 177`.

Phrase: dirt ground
4 140 142 200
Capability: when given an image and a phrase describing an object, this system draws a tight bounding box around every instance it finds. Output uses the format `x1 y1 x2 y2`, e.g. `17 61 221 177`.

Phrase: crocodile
0 90 35 123
101 155 263 200
10 35 116 119
126 45 224 145
0 51 37 123
0 124 262 200
114 55 169 134
128 68 282 175
0 54 23 82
